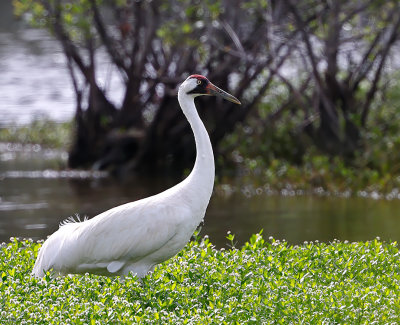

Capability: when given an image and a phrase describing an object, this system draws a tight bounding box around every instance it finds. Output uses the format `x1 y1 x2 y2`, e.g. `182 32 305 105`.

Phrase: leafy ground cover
0 119 72 149
1 234 400 324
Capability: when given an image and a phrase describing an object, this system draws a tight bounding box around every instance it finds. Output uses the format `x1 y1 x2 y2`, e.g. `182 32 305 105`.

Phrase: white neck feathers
178 90 215 202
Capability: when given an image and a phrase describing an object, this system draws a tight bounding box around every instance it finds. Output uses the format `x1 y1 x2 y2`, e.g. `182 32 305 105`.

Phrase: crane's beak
206 83 241 105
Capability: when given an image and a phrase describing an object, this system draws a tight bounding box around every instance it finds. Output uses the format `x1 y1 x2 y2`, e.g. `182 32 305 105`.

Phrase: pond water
0 2 123 126
2 144 400 248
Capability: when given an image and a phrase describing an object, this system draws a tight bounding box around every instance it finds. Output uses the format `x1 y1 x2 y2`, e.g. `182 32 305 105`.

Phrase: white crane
33 75 241 278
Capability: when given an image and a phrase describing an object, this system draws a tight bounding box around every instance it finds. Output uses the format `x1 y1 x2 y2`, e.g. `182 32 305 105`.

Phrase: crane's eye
197 79 202 85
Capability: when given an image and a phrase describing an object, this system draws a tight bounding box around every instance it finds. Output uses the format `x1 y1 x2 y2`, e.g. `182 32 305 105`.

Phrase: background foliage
8 0 400 194
12 0 400 179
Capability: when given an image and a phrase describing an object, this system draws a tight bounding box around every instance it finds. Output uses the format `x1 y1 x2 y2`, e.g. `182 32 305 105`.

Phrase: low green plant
1 235 400 323
0 119 72 148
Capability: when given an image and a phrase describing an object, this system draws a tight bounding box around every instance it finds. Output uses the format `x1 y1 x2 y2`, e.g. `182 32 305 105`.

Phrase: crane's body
33 75 240 278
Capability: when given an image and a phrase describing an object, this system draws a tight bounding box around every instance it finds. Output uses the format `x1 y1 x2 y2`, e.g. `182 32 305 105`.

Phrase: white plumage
33 75 240 278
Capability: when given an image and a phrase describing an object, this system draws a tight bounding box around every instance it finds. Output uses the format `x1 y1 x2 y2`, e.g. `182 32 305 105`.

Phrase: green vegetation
14 0 400 174
220 75 400 194
2 235 400 323
0 119 72 149
2 77 400 194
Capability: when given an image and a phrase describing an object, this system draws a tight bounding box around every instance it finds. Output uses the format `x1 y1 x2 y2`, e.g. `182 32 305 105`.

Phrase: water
2 144 400 248
0 3 73 124
0 2 123 126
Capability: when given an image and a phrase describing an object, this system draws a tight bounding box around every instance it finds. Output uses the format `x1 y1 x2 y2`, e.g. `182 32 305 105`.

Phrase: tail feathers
32 247 46 278
33 224 81 277
59 214 88 227
33 241 60 278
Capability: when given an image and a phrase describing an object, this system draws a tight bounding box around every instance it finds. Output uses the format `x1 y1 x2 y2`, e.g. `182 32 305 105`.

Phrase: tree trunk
68 87 117 168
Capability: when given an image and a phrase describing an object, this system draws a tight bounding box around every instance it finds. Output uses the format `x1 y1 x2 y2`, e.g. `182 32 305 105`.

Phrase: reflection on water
2 144 400 248
209 193 400 246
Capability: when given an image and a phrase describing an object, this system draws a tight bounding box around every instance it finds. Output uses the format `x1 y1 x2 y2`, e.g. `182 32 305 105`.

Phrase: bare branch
88 0 128 75
221 19 246 57
286 0 325 89
361 10 400 126
350 9 397 90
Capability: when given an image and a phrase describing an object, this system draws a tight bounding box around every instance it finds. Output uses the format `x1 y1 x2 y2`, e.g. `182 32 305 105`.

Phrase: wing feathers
107 261 125 273
34 190 195 277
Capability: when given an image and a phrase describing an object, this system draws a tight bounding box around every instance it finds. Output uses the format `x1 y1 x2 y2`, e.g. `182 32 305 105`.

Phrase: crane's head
180 75 241 105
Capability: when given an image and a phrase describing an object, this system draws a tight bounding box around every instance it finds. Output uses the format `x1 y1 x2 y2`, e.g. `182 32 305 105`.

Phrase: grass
0 119 72 149
1 234 400 324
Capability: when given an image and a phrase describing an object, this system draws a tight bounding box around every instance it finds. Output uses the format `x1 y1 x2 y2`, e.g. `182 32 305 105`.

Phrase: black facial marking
187 78 209 95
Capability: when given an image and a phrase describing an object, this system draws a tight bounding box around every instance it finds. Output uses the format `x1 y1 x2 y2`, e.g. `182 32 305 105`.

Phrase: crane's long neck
178 91 215 201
